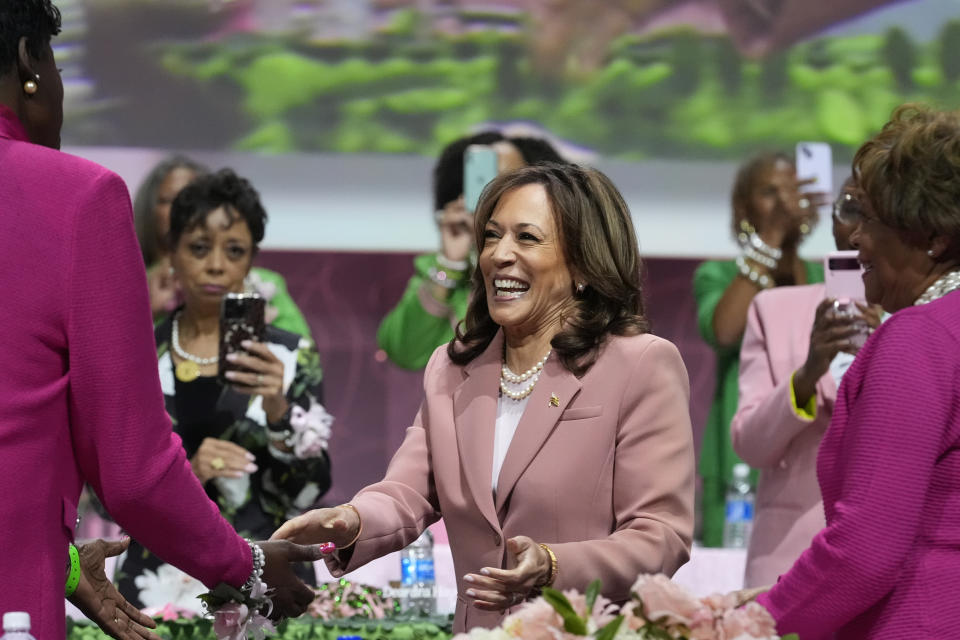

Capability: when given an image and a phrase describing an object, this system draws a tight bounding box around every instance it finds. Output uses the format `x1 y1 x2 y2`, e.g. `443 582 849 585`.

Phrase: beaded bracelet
65 543 81 597
242 539 265 592
736 255 773 289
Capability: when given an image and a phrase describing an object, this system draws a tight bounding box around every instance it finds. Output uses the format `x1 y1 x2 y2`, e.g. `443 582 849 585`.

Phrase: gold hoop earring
23 79 38 95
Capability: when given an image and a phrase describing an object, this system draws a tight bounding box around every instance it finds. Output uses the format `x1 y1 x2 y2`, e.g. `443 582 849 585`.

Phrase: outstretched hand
257 540 325 619
462 536 551 611
68 538 162 640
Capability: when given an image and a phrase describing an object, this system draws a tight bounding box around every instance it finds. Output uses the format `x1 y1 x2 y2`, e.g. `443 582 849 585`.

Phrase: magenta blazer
758 290 960 639
732 284 831 587
0 106 250 638
328 331 695 632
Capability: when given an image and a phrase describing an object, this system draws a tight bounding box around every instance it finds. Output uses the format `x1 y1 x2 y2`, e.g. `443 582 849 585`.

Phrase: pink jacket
758 291 960 639
331 331 695 632
0 106 249 638
732 284 832 587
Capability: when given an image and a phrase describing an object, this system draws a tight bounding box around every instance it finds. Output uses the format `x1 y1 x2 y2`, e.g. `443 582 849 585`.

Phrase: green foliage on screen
154 15 960 159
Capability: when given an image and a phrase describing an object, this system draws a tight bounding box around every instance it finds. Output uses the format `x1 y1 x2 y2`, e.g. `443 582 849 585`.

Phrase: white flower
289 401 333 459
134 563 206 613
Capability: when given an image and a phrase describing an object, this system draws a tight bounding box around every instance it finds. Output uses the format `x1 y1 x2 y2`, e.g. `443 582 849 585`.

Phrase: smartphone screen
796 142 833 217
464 145 499 213
218 293 266 384
824 250 865 301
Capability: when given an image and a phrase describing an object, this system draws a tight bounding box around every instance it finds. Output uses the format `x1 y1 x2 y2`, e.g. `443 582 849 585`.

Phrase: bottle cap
3 612 30 631
732 463 750 478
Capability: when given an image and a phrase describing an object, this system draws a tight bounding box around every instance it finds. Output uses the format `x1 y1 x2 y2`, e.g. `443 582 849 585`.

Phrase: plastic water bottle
1 612 36 640
400 529 436 616
722 463 754 548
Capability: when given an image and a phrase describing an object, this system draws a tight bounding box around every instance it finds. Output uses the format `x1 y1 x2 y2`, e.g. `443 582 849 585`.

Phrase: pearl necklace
500 350 551 401
914 270 960 306
172 312 218 365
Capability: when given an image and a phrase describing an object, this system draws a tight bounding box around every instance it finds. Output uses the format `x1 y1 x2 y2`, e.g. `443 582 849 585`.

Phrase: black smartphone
218 293 266 385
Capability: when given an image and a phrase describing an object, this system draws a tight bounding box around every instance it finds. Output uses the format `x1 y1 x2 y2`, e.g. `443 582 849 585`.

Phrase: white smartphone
796 142 833 217
824 250 865 302
464 144 499 213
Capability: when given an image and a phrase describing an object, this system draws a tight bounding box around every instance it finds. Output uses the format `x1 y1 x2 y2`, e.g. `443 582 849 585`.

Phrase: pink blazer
0 107 249 638
331 331 695 632
731 284 832 587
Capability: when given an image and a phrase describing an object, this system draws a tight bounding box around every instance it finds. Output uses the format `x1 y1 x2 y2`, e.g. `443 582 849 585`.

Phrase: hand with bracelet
271 504 362 575
462 536 557 611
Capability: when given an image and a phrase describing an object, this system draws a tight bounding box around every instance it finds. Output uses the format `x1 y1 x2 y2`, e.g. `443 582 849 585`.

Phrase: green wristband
65 543 81 597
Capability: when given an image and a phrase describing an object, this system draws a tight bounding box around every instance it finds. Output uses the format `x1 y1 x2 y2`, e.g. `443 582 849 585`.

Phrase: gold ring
211 457 225 471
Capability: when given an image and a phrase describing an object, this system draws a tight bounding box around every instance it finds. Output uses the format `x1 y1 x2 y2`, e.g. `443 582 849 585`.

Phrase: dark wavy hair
133 155 209 266
168 169 267 251
854 103 960 260
448 163 648 376
0 1 60 73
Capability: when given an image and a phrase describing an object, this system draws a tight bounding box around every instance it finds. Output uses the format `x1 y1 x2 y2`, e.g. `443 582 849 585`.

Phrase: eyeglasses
833 192 863 225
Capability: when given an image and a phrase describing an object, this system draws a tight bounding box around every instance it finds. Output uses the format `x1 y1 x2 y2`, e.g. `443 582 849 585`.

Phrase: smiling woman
108 169 335 609
270 163 695 633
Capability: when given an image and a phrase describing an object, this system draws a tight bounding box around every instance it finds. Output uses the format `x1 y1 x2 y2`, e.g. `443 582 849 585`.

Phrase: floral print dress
113 313 333 611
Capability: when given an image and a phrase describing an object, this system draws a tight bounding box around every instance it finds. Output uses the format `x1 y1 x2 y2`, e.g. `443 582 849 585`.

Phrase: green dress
377 253 470 370
693 259 824 547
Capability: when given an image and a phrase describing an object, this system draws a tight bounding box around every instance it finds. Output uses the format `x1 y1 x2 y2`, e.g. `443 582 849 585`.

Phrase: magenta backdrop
255 251 715 505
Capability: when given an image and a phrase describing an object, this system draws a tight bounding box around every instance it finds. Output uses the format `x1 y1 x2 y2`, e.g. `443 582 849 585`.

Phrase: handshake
69 537 336 640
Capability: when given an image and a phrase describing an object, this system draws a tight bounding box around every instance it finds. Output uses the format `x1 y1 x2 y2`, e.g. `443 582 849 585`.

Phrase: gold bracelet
338 503 363 548
538 543 558 587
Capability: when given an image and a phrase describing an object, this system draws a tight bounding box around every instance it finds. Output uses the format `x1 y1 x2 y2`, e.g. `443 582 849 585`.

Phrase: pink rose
504 597 564 640
632 574 702 627
720 603 778 639
213 603 249 640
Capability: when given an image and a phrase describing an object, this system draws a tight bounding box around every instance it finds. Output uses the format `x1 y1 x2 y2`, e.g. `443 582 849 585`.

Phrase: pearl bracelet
242 540 265 593
736 255 773 289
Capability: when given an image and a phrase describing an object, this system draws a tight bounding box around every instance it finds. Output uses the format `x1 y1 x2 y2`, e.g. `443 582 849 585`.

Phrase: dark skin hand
68 538 162 640
793 299 883 406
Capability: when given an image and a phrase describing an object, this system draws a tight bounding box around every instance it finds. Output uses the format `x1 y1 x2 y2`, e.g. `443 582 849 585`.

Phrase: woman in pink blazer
732 182 882 587
754 105 960 638
0 3 316 635
275 163 696 632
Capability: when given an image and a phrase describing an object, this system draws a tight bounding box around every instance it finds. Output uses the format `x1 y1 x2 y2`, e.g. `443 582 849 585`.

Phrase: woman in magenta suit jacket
753 105 960 638
274 163 696 632
0 3 317 636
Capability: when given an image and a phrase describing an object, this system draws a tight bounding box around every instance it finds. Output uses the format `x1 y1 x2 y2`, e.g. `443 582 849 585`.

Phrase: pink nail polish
463 575 475 583
320 542 336 554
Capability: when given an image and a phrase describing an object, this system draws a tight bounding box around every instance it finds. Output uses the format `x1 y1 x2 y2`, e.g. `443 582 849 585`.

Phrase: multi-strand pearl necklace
914 270 960 306
500 350 551 401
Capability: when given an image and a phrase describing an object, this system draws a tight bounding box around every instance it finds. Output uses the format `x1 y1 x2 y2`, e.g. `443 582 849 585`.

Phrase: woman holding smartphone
111 169 333 609
731 178 883 588
693 151 824 547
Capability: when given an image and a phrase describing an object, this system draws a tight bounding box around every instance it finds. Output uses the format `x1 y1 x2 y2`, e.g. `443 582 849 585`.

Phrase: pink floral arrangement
452 575 797 640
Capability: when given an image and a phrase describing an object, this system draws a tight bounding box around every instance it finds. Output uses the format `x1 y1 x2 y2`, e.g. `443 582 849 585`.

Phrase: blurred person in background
0 1 320 635
731 177 883 587
754 104 960 639
377 132 565 370
274 163 694 632
693 151 824 547
133 155 312 337
112 169 333 609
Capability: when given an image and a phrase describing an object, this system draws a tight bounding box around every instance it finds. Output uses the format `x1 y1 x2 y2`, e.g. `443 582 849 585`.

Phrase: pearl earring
576 282 585 293
23 79 38 95
928 249 935 257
